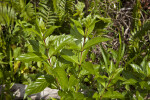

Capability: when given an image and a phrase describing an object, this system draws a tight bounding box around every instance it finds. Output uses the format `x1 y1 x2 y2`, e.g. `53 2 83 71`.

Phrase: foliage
0 0 150 100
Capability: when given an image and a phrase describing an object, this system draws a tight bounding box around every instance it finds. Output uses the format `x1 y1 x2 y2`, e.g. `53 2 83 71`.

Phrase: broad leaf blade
86 20 97 36
61 49 79 64
110 68 124 80
43 26 60 39
123 78 137 85
25 28 42 39
24 75 55 98
71 19 84 36
103 91 124 99
68 75 77 91
82 62 95 75
130 64 143 74
54 67 68 91
16 52 47 62
48 35 74 56
83 37 110 50
29 40 39 52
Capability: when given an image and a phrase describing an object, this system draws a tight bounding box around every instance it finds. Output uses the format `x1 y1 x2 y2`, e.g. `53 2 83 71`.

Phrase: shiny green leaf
24 75 55 98
130 64 143 74
48 35 73 56
16 52 47 62
83 37 110 50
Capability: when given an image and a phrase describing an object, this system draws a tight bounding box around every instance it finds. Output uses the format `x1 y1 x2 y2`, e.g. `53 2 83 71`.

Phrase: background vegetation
0 0 150 99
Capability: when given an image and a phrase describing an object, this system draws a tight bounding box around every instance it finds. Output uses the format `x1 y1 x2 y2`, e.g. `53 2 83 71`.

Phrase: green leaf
16 52 47 62
61 49 79 64
146 62 150 77
29 40 39 52
133 21 150 39
13 47 21 58
130 64 143 74
0 69 3 79
71 19 84 36
103 91 124 99
54 67 68 91
136 91 144 100
139 81 150 89
110 68 124 80
70 24 83 40
82 62 95 75
43 26 60 39
100 44 109 69
141 56 147 73
58 91 73 99
80 48 89 63
86 20 96 36
25 28 42 39
123 78 137 85
24 75 55 99
73 92 85 100
108 61 115 74
68 75 77 91
96 75 107 87
48 35 73 56
83 37 110 50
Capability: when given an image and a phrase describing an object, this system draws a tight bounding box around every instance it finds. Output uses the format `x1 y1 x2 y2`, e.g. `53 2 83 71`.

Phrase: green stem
43 39 52 66
100 74 114 100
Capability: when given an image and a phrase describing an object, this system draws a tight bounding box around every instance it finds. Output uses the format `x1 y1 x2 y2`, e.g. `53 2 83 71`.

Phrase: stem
79 36 86 65
44 39 52 66
79 28 88 65
100 74 114 100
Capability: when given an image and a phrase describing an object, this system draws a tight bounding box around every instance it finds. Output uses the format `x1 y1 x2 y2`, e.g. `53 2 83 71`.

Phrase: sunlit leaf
123 78 137 85
53 67 68 91
82 62 95 75
103 91 124 99
48 35 73 56
68 75 77 91
24 75 55 98
16 52 47 62
130 64 143 74
83 37 110 50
